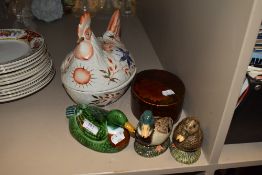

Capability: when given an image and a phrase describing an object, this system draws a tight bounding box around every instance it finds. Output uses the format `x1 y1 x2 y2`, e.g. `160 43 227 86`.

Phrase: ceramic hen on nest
170 117 203 164
134 110 173 158
61 10 136 106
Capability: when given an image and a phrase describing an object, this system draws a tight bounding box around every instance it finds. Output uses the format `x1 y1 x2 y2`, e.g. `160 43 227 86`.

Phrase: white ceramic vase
61 10 136 106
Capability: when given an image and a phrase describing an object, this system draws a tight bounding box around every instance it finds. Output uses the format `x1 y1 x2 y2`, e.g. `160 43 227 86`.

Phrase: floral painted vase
61 10 136 106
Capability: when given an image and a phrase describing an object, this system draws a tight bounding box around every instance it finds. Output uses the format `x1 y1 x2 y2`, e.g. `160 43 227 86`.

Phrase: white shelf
0 14 208 175
218 142 262 169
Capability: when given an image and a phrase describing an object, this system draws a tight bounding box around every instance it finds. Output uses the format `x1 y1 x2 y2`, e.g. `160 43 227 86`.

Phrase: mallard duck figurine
170 117 203 164
66 104 135 153
134 110 173 157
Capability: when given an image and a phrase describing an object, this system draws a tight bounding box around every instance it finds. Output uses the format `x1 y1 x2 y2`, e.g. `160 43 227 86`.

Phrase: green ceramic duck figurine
66 104 135 153
134 110 173 157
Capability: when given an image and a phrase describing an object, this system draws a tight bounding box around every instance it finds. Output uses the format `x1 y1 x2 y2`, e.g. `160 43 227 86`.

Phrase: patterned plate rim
0 29 45 65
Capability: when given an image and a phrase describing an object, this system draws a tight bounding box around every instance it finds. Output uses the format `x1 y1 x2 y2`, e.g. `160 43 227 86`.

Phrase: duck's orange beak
124 122 136 136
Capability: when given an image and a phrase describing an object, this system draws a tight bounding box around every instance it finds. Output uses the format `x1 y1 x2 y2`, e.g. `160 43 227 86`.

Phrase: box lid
132 69 185 106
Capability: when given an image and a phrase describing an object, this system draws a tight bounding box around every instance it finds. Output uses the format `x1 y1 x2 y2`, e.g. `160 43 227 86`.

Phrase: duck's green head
138 110 154 138
107 109 136 134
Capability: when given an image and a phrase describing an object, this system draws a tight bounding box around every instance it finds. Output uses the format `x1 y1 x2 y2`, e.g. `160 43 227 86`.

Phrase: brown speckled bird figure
172 117 203 152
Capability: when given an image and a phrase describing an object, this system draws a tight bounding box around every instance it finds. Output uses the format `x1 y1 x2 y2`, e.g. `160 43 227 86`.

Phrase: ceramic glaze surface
64 81 130 107
131 69 185 123
0 40 30 62
0 29 55 103
66 104 135 153
0 29 44 64
61 10 136 94
170 117 203 164
134 110 173 157
172 117 203 152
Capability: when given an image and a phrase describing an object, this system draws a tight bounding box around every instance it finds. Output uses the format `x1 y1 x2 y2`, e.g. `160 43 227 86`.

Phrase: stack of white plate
0 29 55 102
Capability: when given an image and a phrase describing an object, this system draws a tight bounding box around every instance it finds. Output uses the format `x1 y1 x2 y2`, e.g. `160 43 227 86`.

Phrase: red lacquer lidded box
131 69 185 123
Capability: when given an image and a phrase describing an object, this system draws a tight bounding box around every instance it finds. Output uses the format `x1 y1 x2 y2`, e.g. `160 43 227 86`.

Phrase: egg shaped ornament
170 117 203 164
66 104 136 153
134 110 173 158
61 10 136 106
